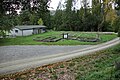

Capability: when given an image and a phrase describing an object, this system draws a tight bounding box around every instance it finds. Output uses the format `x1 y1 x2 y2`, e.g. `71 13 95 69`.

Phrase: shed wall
23 29 33 36
10 28 22 36
10 28 33 36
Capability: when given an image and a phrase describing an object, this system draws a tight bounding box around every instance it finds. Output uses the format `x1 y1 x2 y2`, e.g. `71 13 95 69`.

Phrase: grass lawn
0 31 117 46
0 44 120 80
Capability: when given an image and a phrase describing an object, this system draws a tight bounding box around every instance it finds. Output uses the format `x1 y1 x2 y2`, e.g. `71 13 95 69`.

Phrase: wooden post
22 30 23 36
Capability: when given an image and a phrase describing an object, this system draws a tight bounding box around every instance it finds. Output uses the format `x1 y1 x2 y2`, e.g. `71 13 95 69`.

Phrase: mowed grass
0 31 117 46
0 43 120 80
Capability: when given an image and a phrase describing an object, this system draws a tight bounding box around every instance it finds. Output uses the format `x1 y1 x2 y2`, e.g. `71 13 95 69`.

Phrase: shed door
33 29 38 34
38 29 41 34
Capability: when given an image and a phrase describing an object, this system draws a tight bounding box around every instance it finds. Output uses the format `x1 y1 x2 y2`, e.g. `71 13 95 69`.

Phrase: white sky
49 0 62 10
49 0 92 10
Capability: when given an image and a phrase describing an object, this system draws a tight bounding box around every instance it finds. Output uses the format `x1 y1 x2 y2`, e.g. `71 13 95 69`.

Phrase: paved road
0 38 120 74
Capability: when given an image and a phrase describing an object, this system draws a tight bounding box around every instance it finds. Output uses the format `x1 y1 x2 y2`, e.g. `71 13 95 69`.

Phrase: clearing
0 31 117 46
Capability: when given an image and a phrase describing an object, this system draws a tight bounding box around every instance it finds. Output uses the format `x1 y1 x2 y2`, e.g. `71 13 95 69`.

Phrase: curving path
0 45 91 63
0 38 120 74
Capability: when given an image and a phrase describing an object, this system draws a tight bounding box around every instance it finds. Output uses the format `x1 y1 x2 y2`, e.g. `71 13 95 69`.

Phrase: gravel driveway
0 45 91 63
0 38 119 74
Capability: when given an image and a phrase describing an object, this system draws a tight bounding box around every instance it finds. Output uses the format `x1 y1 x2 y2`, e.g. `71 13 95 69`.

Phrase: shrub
38 18 44 25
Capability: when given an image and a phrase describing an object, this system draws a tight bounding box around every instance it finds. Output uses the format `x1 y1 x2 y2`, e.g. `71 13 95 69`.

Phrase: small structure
63 33 69 39
10 25 46 36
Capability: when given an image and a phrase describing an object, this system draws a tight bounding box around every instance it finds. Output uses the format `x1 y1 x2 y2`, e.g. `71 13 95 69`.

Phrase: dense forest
0 0 120 36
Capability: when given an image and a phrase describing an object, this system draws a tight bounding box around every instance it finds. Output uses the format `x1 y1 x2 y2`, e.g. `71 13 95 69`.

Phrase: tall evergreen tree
63 0 73 30
113 0 120 34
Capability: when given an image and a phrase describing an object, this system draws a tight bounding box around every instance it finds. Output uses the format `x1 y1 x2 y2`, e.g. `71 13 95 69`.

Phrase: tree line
52 0 120 32
0 0 120 36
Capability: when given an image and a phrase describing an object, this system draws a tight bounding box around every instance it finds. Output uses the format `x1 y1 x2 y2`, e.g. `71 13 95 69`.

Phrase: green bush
38 18 44 25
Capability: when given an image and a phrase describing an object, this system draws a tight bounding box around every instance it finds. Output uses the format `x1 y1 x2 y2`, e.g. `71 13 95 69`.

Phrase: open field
0 44 120 80
0 31 117 46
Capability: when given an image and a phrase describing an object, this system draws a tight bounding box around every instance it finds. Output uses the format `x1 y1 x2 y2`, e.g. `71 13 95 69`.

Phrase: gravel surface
0 38 119 74
0 45 91 63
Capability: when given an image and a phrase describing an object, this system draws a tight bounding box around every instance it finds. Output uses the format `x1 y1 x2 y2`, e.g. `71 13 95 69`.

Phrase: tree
54 10 63 30
63 0 73 31
115 0 120 10
0 0 52 37
0 0 5 17
114 0 120 37
112 17 120 32
78 7 84 31
82 0 88 18
113 0 120 33
19 10 31 25
38 18 44 25
0 16 14 37
29 13 38 25
36 0 51 27
53 0 73 31
71 9 81 31
61 0 81 31
0 0 20 37
118 28 120 37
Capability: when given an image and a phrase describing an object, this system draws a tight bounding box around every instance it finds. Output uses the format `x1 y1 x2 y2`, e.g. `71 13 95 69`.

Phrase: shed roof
15 25 46 30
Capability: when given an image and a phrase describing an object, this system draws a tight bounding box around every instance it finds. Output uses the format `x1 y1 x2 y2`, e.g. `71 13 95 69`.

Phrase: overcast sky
49 0 92 10
49 0 61 10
